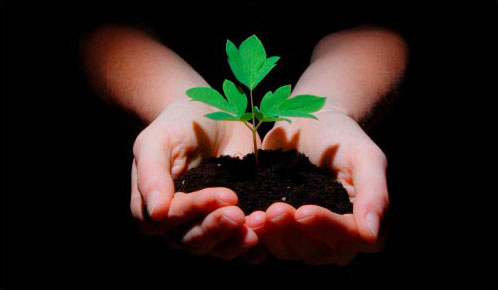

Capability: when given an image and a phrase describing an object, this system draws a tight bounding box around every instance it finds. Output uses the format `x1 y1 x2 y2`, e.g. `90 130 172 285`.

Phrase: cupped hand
130 97 260 260
245 111 389 265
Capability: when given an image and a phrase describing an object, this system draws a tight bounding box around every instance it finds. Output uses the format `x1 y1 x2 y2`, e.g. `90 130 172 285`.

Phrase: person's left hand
244 111 389 265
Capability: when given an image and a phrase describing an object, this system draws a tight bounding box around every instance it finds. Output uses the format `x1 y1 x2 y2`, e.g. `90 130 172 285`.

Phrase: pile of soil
174 149 353 215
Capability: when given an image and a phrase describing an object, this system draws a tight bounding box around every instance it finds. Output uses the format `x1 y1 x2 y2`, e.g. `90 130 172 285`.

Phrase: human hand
244 111 389 265
130 97 260 259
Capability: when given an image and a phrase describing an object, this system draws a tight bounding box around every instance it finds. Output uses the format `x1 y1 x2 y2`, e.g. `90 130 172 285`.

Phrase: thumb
351 147 389 244
133 132 175 222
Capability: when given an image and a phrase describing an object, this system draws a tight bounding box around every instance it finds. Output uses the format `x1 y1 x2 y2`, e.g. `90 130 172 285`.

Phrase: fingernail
241 230 258 249
247 215 265 230
296 215 315 223
218 191 237 205
182 227 201 243
147 190 161 217
270 212 287 222
220 215 239 227
366 211 379 238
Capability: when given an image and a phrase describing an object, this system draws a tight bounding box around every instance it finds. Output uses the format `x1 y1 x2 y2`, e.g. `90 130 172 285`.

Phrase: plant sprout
186 35 325 166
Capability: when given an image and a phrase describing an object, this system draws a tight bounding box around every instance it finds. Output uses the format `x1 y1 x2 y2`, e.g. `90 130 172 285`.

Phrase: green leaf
259 86 326 121
278 94 326 113
186 87 232 112
273 111 318 119
226 35 279 90
222 80 247 117
259 91 274 115
239 112 253 122
239 35 266 87
260 85 291 117
253 56 280 89
226 40 248 87
262 116 292 123
204 112 239 121
253 106 263 122
226 39 239 60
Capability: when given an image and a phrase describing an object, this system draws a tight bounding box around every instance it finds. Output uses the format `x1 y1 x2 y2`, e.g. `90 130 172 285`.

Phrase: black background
2 1 497 289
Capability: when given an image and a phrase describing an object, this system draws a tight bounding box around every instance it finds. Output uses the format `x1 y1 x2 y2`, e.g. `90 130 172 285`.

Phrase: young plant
186 35 325 166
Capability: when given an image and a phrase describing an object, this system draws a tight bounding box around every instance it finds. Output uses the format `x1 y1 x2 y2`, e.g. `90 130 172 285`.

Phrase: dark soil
174 149 353 215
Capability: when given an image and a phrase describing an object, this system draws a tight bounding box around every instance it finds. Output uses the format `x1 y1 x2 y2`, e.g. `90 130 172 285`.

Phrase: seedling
186 35 325 166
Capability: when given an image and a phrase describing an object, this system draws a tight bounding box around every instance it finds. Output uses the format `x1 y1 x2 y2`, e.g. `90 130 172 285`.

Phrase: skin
81 25 407 264
81 26 260 259
244 26 408 264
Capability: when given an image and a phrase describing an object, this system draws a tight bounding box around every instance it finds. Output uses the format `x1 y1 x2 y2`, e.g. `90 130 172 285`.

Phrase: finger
167 187 238 228
266 202 297 224
262 203 299 260
294 205 358 247
245 210 266 234
131 159 160 235
181 206 245 255
130 159 145 221
242 211 268 264
210 227 258 261
133 132 175 222
351 147 389 244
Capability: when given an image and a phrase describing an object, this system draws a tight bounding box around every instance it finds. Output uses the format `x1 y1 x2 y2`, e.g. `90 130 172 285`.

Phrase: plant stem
255 120 263 131
249 88 259 167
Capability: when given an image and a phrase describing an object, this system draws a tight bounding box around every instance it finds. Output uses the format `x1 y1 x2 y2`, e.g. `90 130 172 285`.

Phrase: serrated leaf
253 56 280 89
278 94 326 113
222 80 247 117
260 85 292 117
204 111 239 121
186 87 232 112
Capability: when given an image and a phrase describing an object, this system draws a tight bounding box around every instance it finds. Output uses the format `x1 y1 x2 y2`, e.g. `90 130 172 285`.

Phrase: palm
246 111 388 265
148 98 257 179
130 98 260 260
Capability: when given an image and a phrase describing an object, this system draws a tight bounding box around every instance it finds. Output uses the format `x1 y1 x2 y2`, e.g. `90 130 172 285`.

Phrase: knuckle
219 206 244 220
132 130 149 157
369 145 387 166
355 143 387 166
367 144 386 161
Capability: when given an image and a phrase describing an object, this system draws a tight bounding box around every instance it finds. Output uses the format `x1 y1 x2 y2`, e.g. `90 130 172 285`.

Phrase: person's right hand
130 97 260 260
